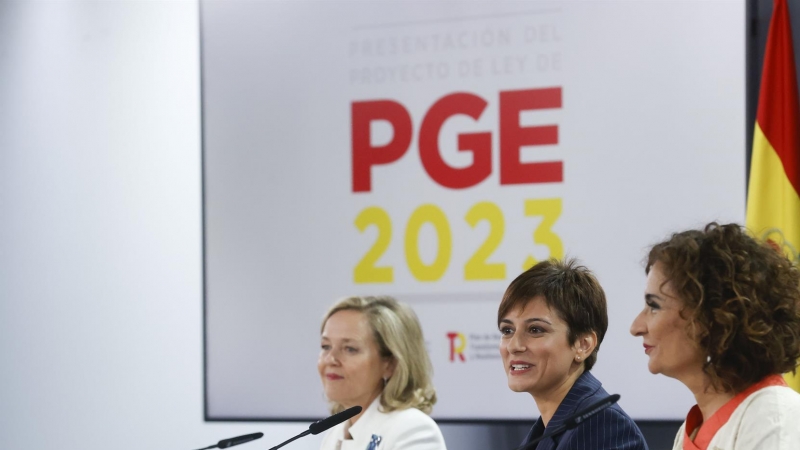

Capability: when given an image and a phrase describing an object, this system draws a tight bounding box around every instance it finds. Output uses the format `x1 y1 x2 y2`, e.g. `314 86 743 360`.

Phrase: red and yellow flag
746 0 800 392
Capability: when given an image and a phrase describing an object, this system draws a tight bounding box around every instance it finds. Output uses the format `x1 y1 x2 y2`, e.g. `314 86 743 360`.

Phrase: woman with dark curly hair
630 222 800 450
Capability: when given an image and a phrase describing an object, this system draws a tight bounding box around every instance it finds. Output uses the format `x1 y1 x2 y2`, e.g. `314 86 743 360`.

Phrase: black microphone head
309 406 363 435
567 394 621 428
217 432 264 449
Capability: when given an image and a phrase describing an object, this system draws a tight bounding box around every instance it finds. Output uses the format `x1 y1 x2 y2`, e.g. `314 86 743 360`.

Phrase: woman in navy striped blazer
498 259 648 450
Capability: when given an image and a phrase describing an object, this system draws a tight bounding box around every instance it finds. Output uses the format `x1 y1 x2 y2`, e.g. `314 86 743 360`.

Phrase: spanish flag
745 0 800 392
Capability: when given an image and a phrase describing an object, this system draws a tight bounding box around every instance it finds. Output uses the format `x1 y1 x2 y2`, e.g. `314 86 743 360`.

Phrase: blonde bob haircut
320 296 437 415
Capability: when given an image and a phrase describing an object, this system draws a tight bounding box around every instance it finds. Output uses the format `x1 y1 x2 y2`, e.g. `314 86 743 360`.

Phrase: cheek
354 355 378 378
663 318 687 345
317 358 327 378
529 338 551 356
658 320 694 359
538 339 572 366
649 315 671 341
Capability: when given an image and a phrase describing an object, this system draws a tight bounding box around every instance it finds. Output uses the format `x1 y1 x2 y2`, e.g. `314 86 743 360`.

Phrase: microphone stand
267 406 362 450
268 430 311 450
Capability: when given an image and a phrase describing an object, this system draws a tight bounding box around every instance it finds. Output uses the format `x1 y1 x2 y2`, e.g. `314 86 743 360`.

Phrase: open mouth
510 364 532 372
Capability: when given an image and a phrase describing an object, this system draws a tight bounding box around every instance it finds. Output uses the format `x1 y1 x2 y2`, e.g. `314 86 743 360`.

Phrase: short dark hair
647 222 800 393
497 258 609 371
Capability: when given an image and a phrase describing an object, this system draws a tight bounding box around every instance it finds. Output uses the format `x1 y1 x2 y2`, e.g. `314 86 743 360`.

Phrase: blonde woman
318 296 446 450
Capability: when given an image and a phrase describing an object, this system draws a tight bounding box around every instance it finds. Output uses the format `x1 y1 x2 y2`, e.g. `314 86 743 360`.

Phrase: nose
322 348 340 365
630 309 646 337
507 331 526 353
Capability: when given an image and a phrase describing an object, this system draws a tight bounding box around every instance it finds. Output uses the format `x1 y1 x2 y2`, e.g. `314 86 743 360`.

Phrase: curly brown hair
647 222 800 393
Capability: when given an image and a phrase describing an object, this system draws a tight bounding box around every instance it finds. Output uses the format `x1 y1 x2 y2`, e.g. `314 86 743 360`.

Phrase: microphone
193 432 264 450
515 394 621 450
309 405 363 435
268 405 363 450
218 433 264 449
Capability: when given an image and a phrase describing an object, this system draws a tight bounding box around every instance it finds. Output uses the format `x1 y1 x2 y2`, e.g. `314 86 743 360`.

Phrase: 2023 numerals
353 199 563 283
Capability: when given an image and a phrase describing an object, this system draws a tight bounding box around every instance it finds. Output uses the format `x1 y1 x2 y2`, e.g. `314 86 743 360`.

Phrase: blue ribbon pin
366 434 382 450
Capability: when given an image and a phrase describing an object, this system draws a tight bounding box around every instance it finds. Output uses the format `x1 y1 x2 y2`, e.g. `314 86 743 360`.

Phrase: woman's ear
573 331 598 362
383 357 397 379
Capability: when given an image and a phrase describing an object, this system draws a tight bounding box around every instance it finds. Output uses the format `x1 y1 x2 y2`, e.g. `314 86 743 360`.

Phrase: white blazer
319 398 447 450
672 385 800 450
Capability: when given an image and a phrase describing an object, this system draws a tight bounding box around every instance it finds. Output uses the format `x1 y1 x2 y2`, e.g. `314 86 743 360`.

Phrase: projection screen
202 0 745 421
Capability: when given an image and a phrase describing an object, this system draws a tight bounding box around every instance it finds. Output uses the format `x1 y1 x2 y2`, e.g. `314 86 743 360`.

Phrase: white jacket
319 398 447 450
672 384 800 450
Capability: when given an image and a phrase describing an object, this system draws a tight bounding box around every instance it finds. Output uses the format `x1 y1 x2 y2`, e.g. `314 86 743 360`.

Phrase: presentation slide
202 0 745 421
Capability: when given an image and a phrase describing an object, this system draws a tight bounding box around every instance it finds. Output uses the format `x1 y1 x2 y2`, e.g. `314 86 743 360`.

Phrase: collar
682 374 788 450
526 371 603 447
546 370 603 430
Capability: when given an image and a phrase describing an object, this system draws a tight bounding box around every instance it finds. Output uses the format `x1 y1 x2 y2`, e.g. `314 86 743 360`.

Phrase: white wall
0 1 322 449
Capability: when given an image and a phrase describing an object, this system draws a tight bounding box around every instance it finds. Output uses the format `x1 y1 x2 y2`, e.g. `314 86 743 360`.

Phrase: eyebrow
499 318 552 325
320 336 358 343
644 293 663 303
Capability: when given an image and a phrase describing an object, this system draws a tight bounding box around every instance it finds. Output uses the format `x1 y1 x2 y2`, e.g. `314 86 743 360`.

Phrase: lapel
338 398 385 450
522 417 546 449
522 371 603 450
347 398 382 444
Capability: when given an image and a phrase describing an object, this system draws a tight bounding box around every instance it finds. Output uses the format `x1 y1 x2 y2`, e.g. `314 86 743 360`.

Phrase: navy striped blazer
521 371 648 450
